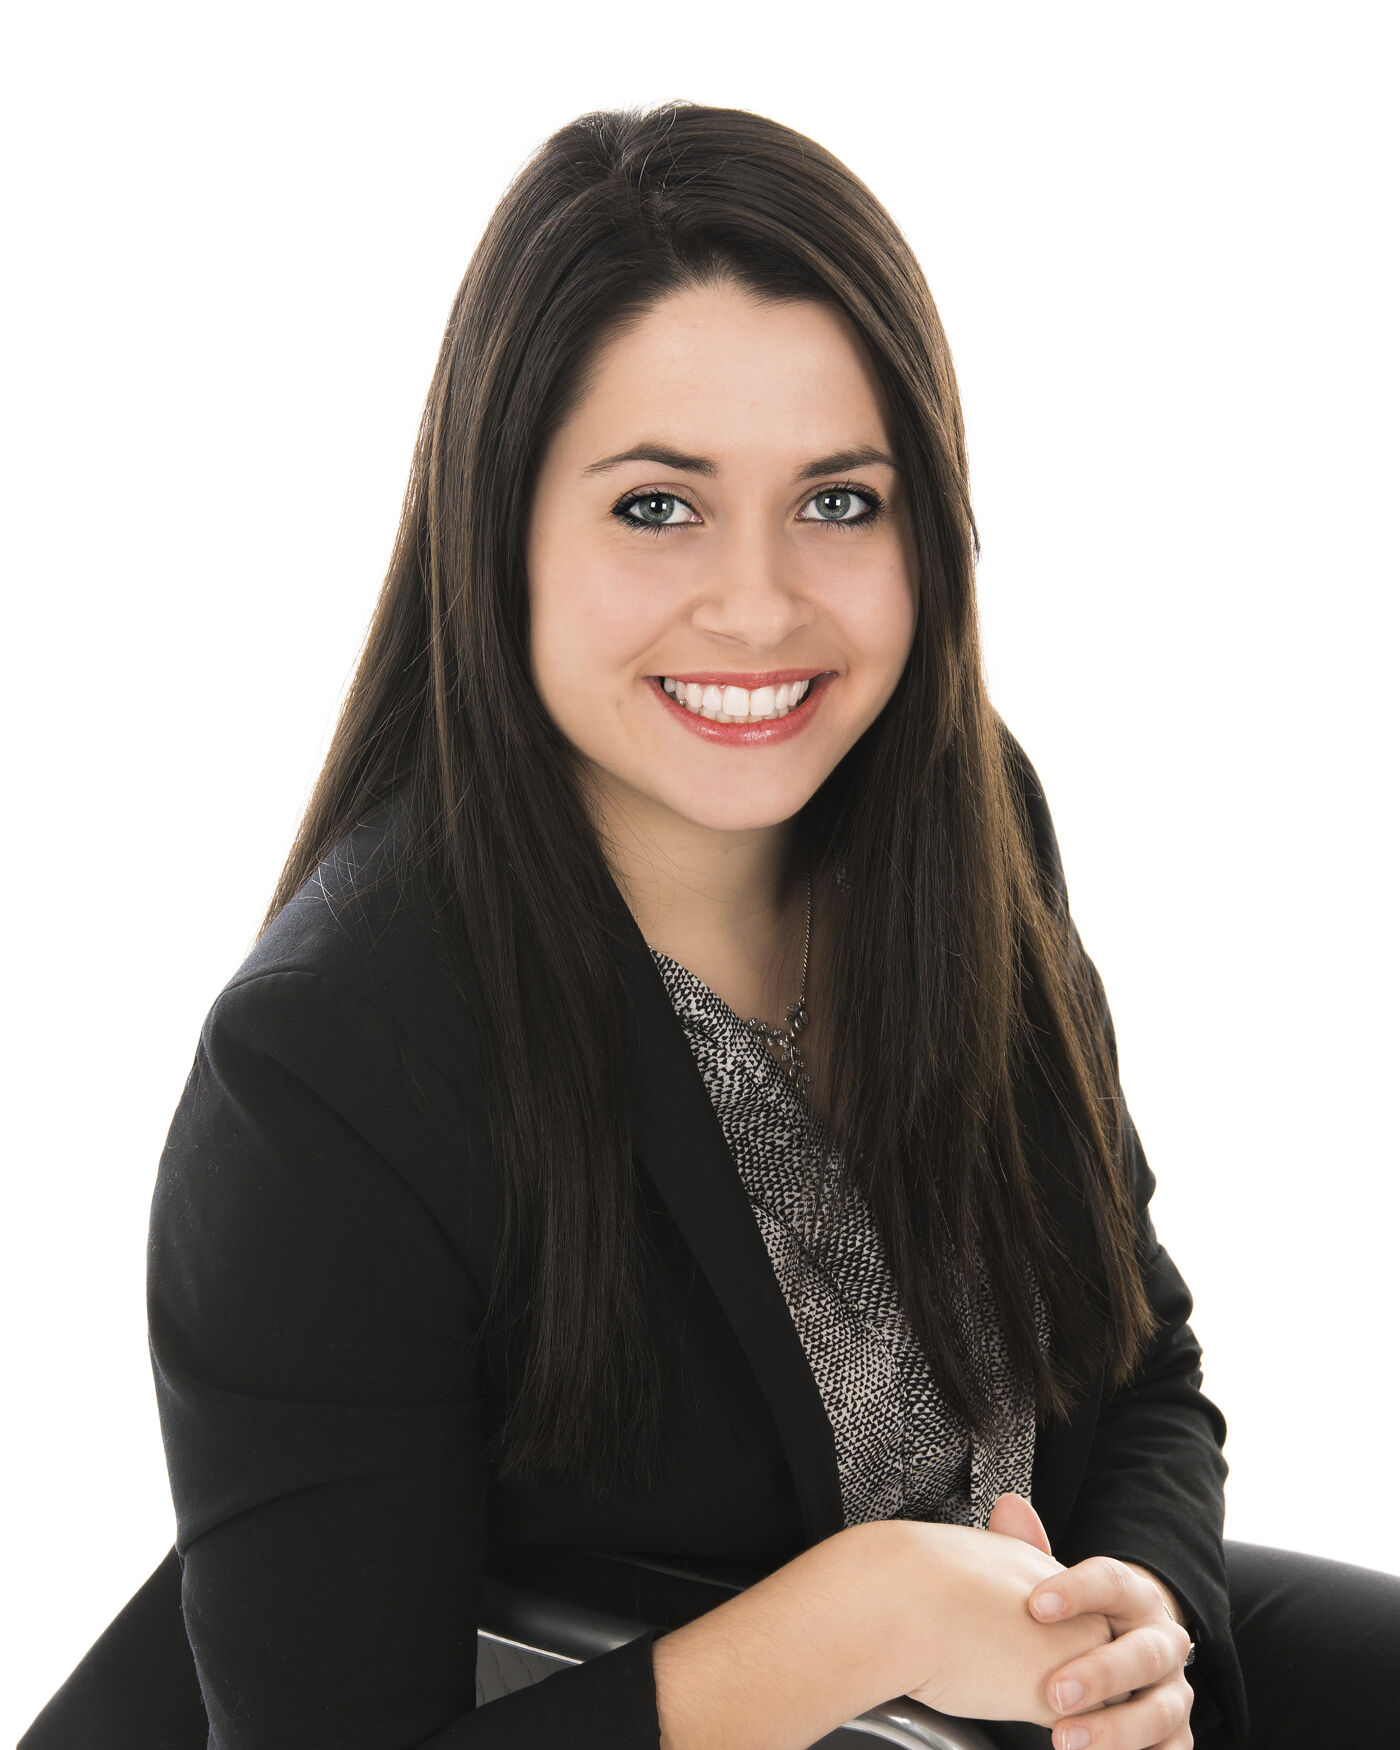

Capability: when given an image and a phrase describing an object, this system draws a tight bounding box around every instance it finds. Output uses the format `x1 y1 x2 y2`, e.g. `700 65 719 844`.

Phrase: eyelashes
609 481 886 539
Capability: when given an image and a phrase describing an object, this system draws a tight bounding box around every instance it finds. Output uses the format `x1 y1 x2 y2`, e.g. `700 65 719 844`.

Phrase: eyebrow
581 441 901 483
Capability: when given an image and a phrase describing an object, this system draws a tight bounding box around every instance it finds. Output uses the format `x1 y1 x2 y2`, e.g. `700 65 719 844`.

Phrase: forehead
557 284 893 460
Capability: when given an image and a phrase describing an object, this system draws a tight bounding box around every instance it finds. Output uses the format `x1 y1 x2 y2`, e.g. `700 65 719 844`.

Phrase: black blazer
19 736 1249 1749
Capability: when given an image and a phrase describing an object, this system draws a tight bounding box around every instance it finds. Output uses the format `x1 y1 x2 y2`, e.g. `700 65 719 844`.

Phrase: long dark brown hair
259 100 1159 1502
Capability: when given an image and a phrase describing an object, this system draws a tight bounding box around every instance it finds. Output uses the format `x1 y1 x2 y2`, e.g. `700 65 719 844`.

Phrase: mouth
645 671 836 745
649 671 834 715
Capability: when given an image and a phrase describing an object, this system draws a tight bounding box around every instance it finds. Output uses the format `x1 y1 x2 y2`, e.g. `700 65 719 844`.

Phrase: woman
20 101 1399 1750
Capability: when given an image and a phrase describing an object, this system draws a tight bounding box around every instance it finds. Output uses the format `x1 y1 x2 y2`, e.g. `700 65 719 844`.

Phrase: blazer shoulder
215 792 487 1106
174 798 503 1300
231 793 428 991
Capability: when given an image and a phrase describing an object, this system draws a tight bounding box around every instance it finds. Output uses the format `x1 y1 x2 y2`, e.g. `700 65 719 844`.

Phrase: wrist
833 1518 938 1700
856 1516 992 1699
651 1520 927 1749
1118 1559 1187 1629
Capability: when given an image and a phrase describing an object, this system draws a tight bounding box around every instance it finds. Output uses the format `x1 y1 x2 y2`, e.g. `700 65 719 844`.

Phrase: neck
586 786 808 979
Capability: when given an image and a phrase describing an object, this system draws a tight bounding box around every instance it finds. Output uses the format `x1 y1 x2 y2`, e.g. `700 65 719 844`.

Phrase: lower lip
647 674 835 746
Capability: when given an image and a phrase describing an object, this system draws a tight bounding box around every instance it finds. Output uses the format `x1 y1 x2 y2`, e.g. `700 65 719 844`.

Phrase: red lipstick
655 668 832 687
646 672 835 747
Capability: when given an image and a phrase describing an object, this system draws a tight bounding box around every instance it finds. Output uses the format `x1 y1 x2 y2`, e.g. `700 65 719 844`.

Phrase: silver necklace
743 856 812 1096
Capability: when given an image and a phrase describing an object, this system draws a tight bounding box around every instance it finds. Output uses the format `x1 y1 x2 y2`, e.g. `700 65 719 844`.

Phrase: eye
612 490 700 535
795 484 884 531
610 481 886 538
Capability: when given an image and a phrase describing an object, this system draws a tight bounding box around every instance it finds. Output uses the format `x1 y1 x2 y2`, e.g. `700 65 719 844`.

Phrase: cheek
530 558 664 704
828 559 918 668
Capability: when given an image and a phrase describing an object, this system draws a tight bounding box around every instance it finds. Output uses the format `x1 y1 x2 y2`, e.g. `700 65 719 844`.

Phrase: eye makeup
610 482 886 538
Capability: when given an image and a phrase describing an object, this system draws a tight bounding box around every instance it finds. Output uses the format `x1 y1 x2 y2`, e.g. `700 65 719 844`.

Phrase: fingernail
1060 1730 1090 1750
1035 1590 1065 1618
1055 1678 1085 1709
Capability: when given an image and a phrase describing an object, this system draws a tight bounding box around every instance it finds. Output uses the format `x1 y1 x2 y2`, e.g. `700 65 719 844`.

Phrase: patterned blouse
650 947 1047 1531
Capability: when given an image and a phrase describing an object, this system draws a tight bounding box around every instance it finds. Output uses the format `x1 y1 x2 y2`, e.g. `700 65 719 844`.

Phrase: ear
986 1490 1054 1558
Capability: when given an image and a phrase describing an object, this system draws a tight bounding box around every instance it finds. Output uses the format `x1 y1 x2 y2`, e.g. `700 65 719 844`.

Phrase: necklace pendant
740 852 814 1090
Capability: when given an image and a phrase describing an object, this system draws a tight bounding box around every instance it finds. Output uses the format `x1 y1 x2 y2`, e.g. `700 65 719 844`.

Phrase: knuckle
1097 1555 1132 1599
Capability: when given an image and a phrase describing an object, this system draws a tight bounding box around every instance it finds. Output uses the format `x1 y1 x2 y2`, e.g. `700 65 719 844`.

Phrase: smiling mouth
649 673 833 725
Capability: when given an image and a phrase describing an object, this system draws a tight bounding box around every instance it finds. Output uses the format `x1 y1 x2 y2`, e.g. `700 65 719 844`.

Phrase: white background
5 2 1395 1737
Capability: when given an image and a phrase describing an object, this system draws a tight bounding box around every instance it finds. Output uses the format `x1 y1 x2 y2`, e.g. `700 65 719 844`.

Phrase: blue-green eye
799 487 876 526
610 482 885 538
617 492 693 532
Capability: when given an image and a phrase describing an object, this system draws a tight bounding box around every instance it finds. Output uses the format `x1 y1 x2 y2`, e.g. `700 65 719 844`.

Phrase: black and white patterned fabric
650 947 1049 1531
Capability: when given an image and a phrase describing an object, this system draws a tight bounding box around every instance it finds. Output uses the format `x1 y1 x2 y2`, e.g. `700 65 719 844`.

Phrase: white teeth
659 676 814 723
720 684 747 717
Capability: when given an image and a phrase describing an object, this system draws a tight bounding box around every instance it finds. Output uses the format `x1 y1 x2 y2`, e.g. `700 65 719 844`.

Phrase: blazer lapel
607 883 848 1548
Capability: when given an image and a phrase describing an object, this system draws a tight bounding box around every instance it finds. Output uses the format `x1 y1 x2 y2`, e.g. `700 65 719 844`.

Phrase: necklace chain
742 855 812 1095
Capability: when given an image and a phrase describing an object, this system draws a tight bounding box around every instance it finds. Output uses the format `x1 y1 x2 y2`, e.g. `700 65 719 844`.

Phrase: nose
687 526 814 650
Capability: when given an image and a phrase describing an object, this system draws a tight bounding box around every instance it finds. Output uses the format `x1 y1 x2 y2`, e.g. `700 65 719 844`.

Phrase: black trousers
1196 1539 1400 1747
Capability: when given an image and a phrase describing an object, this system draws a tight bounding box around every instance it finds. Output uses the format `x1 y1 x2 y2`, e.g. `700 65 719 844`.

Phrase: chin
652 781 821 836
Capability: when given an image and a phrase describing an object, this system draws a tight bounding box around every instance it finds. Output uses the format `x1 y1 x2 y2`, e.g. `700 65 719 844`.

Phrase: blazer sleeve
1005 728 1250 1747
146 966 662 1749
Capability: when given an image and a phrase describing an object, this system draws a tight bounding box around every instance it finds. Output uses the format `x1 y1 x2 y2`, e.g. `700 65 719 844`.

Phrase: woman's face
525 281 918 841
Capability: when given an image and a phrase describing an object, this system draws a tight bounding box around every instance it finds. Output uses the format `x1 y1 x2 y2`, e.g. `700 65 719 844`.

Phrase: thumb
986 1491 1053 1557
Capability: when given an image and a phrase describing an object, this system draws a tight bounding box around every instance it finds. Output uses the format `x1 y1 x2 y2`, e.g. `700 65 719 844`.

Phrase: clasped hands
906 1491 1196 1750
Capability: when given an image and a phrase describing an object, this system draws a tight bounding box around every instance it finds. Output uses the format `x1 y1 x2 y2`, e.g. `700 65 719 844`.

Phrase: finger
1030 1554 1163 1633
1045 1619 1194 1718
1048 1674 1192 1750
987 1491 1054 1556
